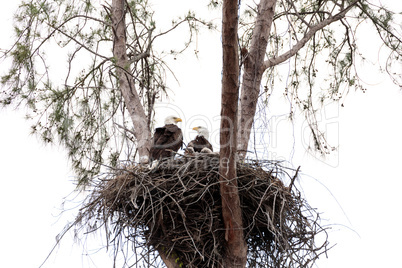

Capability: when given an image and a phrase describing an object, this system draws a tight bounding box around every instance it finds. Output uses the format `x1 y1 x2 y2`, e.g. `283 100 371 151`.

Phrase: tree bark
111 0 151 163
220 0 247 267
237 0 277 159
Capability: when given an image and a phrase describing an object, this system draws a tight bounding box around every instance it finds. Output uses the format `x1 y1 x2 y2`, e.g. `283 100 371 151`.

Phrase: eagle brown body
187 135 213 153
150 117 183 161
186 126 213 154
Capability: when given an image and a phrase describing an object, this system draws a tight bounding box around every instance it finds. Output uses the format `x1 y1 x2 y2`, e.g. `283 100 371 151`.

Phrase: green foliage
1 0 210 186
208 0 222 9
239 0 401 155
1 0 400 184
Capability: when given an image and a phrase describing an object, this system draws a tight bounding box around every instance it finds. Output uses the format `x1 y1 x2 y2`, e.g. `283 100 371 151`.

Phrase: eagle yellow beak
175 117 182 123
192 127 199 131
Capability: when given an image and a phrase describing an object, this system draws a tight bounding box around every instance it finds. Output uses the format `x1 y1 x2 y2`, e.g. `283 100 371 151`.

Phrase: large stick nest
75 154 329 267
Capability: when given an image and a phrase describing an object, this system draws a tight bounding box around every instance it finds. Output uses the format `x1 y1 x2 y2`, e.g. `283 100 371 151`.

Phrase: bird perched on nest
150 115 183 162
185 126 214 155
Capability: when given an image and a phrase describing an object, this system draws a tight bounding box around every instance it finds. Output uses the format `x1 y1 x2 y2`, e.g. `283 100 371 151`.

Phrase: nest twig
73 154 329 267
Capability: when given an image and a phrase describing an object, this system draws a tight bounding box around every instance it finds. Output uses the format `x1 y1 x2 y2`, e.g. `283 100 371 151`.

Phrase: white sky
1 1 402 267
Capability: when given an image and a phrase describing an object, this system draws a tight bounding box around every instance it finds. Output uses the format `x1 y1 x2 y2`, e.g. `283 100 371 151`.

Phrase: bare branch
127 27 153 64
114 122 136 136
262 1 359 71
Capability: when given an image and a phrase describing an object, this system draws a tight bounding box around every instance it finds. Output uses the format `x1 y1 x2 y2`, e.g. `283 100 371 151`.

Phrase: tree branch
33 14 110 60
111 0 151 163
262 1 359 72
237 0 277 159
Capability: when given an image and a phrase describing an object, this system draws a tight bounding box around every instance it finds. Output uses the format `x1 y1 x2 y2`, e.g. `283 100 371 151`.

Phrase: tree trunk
220 0 247 267
111 0 151 163
237 0 277 159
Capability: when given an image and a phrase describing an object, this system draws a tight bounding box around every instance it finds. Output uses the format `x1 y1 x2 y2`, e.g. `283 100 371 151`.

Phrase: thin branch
46 21 110 60
357 2 402 45
288 166 300 192
262 1 359 71
114 122 136 136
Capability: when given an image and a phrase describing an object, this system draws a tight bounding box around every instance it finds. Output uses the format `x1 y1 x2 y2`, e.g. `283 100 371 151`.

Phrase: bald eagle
150 116 183 161
186 126 213 154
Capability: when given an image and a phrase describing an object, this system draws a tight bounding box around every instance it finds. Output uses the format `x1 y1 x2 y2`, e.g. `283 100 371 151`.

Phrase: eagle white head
192 126 210 140
164 115 182 125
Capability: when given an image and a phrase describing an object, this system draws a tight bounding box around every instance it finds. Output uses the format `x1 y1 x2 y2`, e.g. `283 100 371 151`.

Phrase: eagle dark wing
187 135 213 153
150 124 183 161
150 127 165 160
164 124 183 152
